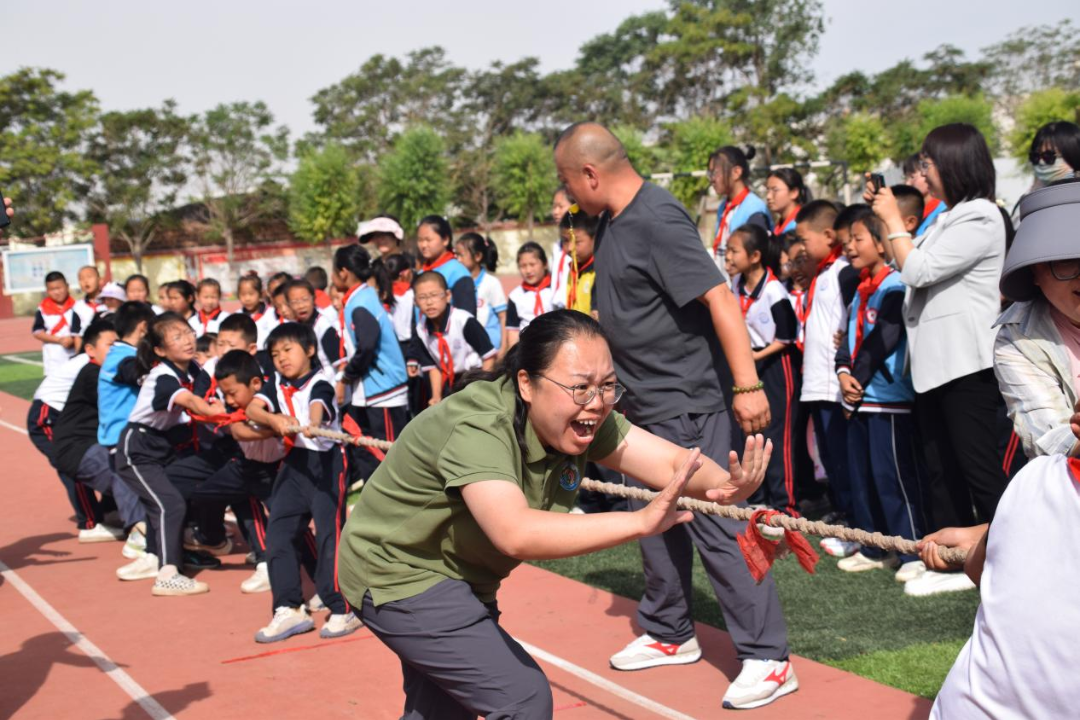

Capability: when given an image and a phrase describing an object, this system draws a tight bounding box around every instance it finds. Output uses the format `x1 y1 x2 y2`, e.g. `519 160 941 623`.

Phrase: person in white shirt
454 232 508 355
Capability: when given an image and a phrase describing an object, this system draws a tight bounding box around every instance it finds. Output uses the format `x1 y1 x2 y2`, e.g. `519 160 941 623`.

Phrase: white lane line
0 419 28 435
0 559 175 720
1 354 43 366
515 637 698 720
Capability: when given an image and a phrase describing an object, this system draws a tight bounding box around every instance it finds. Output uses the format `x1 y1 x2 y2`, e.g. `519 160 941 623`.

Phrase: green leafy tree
0 68 98 237
666 116 732 210
492 132 557 237
611 125 659 177
288 143 360 250
982 20 1080 114
190 101 290 278
378 126 451 233
889 94 997 159
1008 88 1080 163
826 112 892 174
83 101 190 271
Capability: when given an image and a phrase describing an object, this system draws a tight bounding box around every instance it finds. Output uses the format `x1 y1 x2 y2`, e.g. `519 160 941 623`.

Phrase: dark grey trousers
626 410 790 660
77 444 144 529
360 580 553 720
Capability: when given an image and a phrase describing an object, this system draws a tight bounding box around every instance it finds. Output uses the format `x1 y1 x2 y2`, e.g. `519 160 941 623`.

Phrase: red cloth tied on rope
342 413 387 461
736 508 819 583
188 408 248 429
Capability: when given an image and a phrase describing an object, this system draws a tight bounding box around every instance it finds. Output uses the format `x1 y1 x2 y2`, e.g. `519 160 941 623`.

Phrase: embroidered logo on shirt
866 308 878 323
559 464 580 491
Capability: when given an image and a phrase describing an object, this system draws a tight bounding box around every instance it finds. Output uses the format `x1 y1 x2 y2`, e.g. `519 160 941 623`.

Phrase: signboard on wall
2 245 95 295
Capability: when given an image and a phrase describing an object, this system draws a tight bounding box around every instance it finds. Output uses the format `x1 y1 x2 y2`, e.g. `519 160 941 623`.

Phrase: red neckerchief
567 256 594 310
280 383 299 452
392 280 411 297
430 312 455 389
338 283 363 359
774 205 801 236
522 274 552 316
314 288 332 309
244 302 266 322
738 269 776 317
713 187 750 257
422 251 454 272
85 297 101 312
198 307 222 334
923 197 941 219
40 296 76 334
803 245 844 323
852 266 893 360
790 287 808 352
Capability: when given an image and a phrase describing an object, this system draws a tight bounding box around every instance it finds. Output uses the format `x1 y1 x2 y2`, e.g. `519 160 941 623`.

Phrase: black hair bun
744 145 757 161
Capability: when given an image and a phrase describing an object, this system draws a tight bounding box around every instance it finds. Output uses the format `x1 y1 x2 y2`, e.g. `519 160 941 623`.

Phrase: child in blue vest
708 145 772 270
834 207 928 580
415 215 476 315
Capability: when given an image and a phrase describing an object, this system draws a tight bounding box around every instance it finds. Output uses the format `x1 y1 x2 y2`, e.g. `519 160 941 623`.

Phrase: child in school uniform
285 279 344 378
195 333 217 367
795 200 861 555
727 225 801 514
191 278 229 336
115 312 227 596
163 280 197 325
554 209 599 316
408 272 496 405
834 208 928 579
52 317 147 548
75 265 104 324
333 245 410 482
246 323 362 642
237 273 276 349
32 271 83 376
455 232 508 353
549 186 574 305
97 282 127 315
269 281 295 324
383 253 417 350
123 274 151 304
506 243 555 347
415 215 477 315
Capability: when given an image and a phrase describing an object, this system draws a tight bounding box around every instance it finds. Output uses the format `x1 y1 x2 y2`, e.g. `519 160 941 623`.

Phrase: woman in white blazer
868 124 1016 595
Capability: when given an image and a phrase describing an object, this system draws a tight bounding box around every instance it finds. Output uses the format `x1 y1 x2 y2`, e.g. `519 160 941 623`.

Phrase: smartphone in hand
869 173 887 195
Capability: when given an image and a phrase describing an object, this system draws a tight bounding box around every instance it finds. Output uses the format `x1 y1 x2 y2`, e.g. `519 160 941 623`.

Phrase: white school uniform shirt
33 353 92 411
32 300 83 377
188 309 230 337
732 271 797 350
73 298 102 329
255 369 339 453
800 256 852 403
306 312 344 382
128 360 197 431
931 455 1080 720
549 245 573 309
414 307 497 376
254 305 281 350
506 281 556 331
390 289 415 344
474 270 508 338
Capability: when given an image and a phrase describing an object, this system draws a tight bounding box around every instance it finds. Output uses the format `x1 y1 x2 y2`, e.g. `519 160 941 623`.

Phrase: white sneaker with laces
122 528 147 559
722 659 798 709
320 611 363 638
256 606 315 643
151 565 209 596
903 569 976 597
117 553 159 581
837 551 899 573
240 562 270 594
609 634 702 671
79 524 125 543
819 537 861 558
895 560 927 583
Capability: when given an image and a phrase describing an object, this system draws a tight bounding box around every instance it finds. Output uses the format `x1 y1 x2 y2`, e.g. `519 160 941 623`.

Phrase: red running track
0 390 932 719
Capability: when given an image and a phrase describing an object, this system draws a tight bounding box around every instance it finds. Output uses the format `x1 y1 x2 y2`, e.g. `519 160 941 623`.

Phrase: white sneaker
819 537 861 558
182 527 233 556
151 565 210 597
122 528 147 559
255 606 315 643
722 659 799 709
307 594 326 613
837 551 900 573
320 611 363 638
117 553 159 581
610 634 702 671
244 551 257 565
904 570 976 597
895 560 927 583
79 524 125 543
240 562 270 594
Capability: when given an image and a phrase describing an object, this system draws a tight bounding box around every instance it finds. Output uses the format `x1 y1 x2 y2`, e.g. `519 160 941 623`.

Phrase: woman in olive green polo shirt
338 310 769 720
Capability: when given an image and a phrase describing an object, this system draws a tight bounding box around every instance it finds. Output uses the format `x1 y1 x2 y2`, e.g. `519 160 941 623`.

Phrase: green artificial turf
535 541 979 698
0 353 44 401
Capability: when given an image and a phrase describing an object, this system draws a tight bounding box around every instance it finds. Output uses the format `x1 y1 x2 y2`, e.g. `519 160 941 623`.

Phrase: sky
6 0 1079 140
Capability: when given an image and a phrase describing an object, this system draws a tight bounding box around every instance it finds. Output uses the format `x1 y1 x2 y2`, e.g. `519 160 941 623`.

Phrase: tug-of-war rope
275 423 968 578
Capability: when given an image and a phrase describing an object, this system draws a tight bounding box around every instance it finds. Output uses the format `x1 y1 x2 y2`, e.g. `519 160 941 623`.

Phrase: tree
378 126 451 233
982 20 1080 114
0 68 98 237
83 102 189 271
666 116 732 210
190 101 289 281
612 125 660 177
288 143 360 249
1008 88 1080 163
826 112 892 174
492 132 557 237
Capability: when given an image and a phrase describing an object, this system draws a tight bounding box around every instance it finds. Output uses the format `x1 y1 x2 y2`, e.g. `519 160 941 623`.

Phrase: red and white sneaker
609 634 702 671
722 659 798 709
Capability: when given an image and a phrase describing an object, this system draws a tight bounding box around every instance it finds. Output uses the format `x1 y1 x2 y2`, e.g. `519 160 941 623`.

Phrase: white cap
357 217 404 242
99 282 127 302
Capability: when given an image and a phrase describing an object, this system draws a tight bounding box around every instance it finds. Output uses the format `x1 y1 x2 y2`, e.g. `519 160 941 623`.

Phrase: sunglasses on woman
1029 150 1060 166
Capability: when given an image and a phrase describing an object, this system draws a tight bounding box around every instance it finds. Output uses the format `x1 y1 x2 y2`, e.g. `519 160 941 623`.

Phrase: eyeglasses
538 374 625 406
1029 150 1059 166
918 158 934 173
415 293 447 303
1050 259 1080 282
